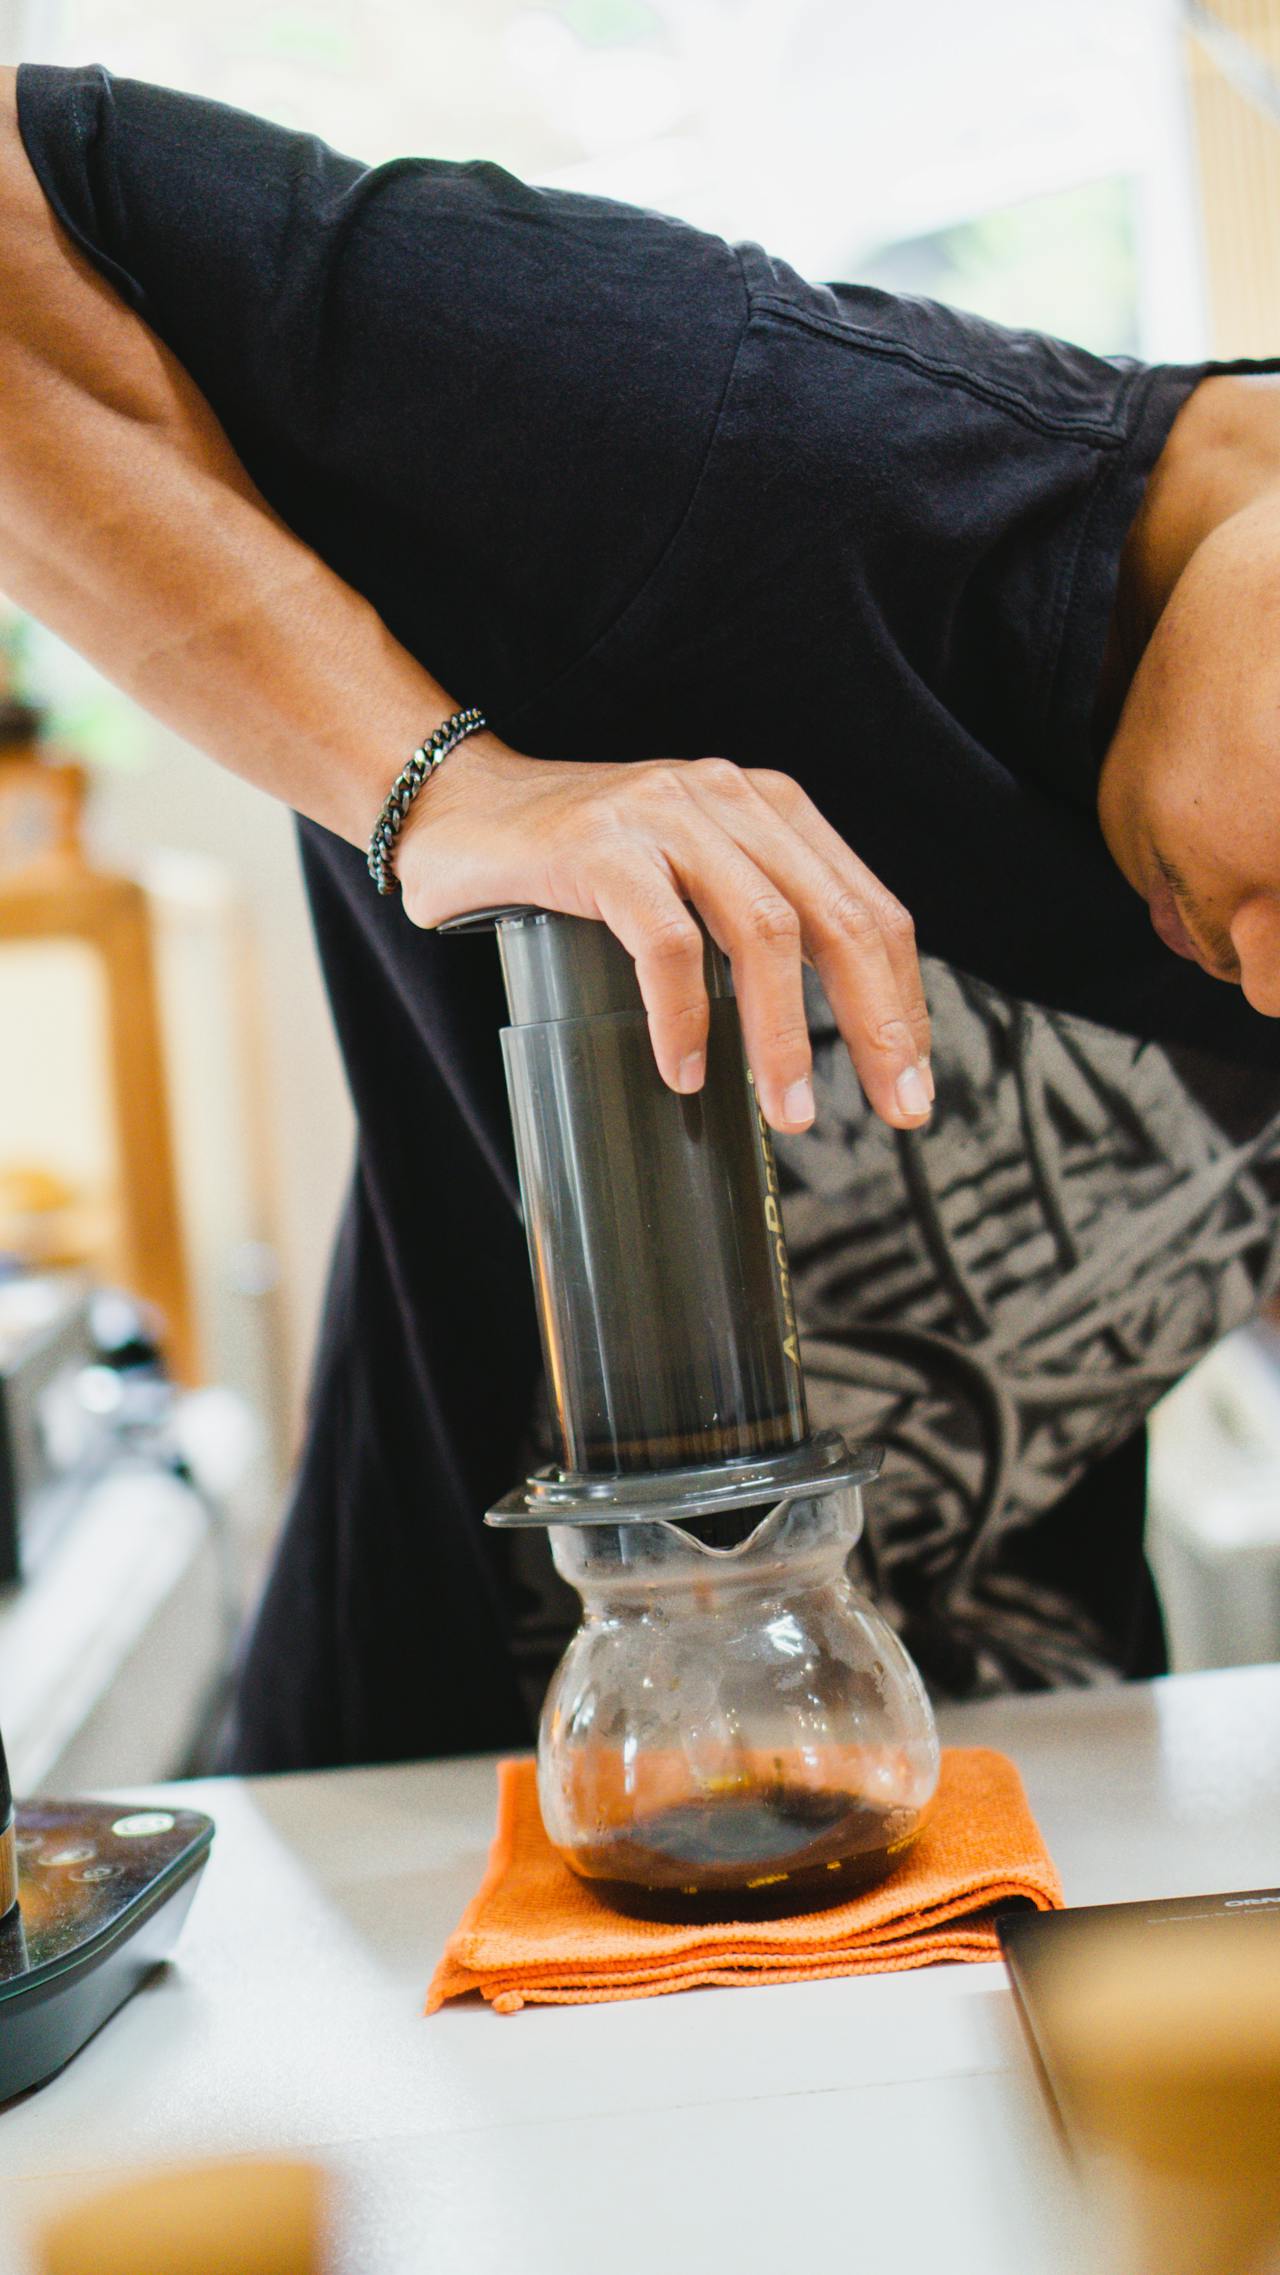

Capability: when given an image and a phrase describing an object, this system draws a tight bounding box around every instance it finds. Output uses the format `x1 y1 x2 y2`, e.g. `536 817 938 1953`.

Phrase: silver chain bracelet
366 705 488 896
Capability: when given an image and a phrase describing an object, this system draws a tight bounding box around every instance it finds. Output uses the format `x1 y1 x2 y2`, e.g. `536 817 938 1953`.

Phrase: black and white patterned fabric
774 960 1280 1695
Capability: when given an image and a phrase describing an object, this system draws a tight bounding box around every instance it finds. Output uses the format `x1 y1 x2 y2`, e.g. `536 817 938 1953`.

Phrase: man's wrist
392 726 520 921
365 705 489 895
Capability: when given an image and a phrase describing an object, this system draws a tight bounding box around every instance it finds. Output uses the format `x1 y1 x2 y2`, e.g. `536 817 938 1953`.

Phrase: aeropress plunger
447 906 939 1918
0 1717 212 2101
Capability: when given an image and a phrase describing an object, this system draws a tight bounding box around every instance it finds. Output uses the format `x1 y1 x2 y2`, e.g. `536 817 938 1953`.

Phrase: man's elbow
0 73 162 426
0 63 65 331
0 67 28 226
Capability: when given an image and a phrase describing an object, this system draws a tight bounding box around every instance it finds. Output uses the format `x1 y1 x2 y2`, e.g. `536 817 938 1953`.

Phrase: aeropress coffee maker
450 906 939 1918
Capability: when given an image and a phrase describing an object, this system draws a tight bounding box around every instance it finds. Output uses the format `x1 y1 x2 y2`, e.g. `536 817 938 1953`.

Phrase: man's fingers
661 828 816 1132
833 886 932 1092
747 765 931 1067
684 761 931 1129
595 834 815 1130
590 869 711 1095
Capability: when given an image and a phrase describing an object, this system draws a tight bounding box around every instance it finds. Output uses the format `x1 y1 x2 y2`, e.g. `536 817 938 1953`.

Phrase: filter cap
486 1427 882 1527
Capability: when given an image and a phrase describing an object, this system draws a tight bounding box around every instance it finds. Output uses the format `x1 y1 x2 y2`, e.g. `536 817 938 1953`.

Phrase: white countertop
2 1663 1279 2275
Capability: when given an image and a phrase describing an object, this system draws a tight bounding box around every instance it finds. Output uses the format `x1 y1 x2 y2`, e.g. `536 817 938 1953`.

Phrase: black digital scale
0 1730 212 2103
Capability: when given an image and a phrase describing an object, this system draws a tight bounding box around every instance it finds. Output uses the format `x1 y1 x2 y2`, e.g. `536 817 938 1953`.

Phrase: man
1 63 1277 1767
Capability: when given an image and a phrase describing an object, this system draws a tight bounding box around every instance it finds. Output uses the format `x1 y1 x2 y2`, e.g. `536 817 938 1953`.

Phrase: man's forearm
0 67 457 850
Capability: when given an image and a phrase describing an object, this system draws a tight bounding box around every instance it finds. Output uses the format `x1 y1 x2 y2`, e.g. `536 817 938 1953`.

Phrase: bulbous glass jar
538 1484 939 1917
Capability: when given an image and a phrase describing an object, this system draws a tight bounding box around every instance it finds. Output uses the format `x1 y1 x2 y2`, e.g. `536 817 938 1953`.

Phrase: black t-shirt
15 63 1280 1766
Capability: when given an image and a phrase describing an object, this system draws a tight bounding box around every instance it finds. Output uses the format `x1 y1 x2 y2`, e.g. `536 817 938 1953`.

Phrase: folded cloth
426 1747 1062 2013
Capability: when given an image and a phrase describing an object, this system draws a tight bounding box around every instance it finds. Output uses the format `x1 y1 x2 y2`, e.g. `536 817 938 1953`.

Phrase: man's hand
400 737 933 1134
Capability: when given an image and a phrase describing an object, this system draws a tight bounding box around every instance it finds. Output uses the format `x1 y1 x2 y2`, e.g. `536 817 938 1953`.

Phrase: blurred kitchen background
0 0 1276 1790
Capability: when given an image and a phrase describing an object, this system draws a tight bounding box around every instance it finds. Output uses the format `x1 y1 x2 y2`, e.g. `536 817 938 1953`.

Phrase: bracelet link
367 706 488 896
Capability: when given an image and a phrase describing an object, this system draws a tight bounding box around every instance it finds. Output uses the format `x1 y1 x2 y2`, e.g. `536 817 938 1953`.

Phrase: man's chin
1094 755 1145 899
1147 871 1200 962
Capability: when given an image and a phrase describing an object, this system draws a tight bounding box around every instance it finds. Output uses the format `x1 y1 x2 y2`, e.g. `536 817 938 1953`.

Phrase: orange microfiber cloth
427 1748 1063 2013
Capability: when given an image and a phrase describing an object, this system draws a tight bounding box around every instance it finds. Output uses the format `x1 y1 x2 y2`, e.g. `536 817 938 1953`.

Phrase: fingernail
782 1077 815 1127
920 1057 935 1104
896 1063 931 1119
677 1051 705 1093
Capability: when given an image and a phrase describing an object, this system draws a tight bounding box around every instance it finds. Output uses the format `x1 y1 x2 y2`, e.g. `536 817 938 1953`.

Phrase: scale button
111 1812 175 1839
41 1844 97 1867
72 1863 118 1884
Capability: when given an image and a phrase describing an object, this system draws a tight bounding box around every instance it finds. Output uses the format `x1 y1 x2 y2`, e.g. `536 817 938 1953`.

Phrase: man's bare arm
0 66 439 846
0 69 933 1133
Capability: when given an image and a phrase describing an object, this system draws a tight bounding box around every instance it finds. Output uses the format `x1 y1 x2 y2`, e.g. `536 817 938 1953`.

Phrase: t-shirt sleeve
14 62 749 721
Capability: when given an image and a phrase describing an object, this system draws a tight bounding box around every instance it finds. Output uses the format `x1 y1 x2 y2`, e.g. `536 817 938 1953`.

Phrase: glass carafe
538 1483 940 1917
